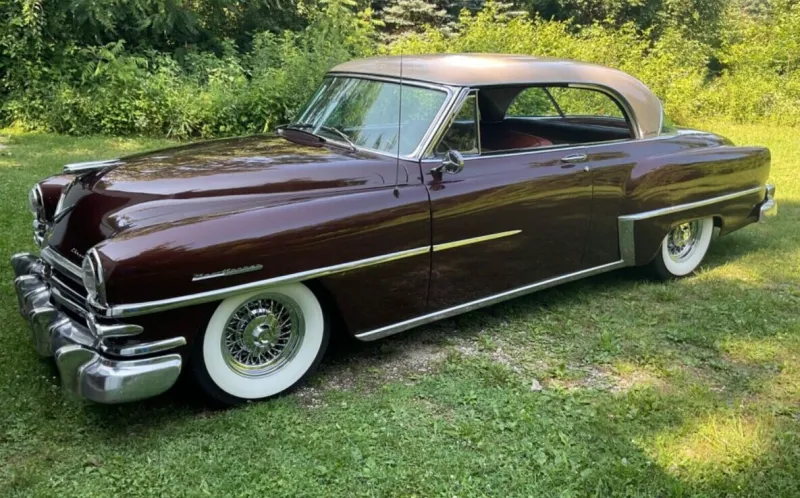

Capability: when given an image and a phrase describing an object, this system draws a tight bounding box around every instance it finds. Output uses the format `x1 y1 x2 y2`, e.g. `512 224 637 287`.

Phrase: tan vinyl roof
330 54 663 138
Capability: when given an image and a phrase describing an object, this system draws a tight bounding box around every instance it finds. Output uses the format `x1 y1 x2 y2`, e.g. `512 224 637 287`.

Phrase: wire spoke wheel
666 220 703 263
653 217 714 279
195 283 328 405
222 294 305 377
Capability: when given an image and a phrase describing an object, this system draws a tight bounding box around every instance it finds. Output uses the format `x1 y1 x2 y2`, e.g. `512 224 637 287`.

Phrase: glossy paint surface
424 147 592 311
40 128 770 343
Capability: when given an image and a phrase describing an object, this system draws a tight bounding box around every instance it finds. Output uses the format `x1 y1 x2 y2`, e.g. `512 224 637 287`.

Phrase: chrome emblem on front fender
192 265 264 282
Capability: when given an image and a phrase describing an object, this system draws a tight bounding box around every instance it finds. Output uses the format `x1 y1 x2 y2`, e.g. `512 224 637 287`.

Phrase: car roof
329 54 663 138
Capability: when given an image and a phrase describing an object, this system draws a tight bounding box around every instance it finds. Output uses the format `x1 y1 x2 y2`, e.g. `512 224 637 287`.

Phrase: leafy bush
1 0 799 136
1 0 377 138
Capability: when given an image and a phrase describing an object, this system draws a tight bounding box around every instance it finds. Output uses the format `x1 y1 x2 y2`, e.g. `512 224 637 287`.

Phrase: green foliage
380 0 453 41
1 0 378 138
388 1 799 126
1 0 799 136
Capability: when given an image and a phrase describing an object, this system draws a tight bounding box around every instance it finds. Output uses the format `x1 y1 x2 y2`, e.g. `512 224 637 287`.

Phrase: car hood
45 134 398 264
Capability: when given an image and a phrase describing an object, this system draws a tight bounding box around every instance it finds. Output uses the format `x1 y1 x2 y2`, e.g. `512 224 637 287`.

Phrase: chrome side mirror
433 150 465 175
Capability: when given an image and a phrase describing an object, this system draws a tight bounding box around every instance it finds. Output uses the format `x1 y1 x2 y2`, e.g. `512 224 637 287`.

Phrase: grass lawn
0 124 798 497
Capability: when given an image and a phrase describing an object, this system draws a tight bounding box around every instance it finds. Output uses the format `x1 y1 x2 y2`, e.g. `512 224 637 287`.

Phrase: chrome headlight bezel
82 248 107 306
54 192 66 220
28 184 44 220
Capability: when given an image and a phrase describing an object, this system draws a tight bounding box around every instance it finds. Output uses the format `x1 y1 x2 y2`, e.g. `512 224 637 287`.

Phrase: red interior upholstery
482 130 552 151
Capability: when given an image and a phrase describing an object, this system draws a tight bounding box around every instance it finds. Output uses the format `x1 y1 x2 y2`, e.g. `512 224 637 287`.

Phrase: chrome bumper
11 253 182 404
759 184 777 222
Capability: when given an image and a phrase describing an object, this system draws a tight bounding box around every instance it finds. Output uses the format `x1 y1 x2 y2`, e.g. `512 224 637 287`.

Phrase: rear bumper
12 253 182 404
759 184 777 222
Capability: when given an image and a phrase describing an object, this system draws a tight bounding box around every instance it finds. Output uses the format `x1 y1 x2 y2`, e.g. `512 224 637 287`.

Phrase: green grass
1 125 798 497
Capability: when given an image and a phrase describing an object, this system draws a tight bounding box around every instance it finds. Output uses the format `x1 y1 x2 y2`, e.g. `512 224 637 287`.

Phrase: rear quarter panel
623 132 770 265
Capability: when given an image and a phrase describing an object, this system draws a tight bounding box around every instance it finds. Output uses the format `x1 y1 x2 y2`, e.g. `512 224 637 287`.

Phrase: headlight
28 185 44 220
82 249 107 306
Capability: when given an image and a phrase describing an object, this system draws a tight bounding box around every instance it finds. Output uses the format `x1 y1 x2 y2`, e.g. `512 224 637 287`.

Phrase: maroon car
12 54 777 405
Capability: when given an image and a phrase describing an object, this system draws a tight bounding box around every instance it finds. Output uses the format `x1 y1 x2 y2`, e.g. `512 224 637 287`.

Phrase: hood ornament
63 159 122 174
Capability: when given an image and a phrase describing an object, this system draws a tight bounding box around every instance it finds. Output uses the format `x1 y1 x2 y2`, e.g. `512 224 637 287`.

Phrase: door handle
560 153 588 163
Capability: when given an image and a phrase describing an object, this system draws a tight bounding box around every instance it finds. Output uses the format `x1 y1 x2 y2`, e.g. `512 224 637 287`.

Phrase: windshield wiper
279 123 357 151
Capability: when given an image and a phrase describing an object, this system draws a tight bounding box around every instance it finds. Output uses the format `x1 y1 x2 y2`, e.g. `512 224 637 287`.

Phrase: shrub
2 0 799 136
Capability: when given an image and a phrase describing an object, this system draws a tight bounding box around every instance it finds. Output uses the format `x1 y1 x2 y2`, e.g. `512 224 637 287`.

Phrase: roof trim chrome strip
355 259 626 342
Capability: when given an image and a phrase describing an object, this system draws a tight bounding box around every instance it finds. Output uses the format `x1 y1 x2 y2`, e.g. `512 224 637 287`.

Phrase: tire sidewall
658 217 714 278
192 283 328 405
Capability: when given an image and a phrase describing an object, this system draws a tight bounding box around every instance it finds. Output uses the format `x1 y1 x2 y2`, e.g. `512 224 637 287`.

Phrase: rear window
506 88 560 117
660 106 678 134
548 87 625 119
506 86 627 120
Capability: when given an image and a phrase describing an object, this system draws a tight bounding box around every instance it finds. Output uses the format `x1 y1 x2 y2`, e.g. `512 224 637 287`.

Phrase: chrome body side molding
433 230 521 252
47 185 763 324
617 186 762 265
90 230 523 318
357 185 765 341
91 246 432 318
618 186 761 222
355 260 626 341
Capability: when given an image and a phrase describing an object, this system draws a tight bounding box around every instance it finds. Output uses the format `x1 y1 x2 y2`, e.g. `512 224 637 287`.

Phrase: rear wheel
651 217 714 280
192 283 328 406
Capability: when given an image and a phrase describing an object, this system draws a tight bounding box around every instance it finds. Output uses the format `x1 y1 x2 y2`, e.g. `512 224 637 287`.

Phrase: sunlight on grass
647 414 773 479
609 361 666 392
1 125 798 496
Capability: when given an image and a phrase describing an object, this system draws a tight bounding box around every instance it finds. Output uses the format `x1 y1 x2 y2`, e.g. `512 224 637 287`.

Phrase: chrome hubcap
222 294 304 377
667 220 702 263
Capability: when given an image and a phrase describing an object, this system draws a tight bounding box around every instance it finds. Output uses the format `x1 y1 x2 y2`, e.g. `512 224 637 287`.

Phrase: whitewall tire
192 282 328 405
651 217 714 279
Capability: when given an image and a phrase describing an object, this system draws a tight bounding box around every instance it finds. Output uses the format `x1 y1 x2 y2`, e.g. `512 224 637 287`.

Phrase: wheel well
303 279 349 340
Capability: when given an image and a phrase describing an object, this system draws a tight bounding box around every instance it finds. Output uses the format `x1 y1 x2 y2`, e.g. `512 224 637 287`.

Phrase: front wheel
192 282 329 406
650 217 714 280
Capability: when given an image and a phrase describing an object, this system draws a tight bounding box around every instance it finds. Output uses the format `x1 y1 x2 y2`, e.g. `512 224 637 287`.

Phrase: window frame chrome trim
321 72 459 160
422 80 646 161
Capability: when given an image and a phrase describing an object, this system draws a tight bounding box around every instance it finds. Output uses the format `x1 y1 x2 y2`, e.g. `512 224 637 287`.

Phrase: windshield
293 76 448 157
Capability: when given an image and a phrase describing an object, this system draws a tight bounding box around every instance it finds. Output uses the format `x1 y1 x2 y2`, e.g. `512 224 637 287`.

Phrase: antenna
393 53 403 198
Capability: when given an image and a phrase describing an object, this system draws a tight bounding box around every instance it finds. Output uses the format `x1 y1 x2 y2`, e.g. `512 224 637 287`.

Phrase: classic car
11 54 777 405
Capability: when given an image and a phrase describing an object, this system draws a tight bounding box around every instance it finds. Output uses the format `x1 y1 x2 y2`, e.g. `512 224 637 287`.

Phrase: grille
45 254 90 319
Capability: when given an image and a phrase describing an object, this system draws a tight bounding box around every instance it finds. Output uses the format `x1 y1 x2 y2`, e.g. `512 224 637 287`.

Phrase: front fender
94 186 431 310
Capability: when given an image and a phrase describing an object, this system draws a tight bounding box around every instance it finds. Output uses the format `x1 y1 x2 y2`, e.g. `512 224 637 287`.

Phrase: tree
379 0 453 40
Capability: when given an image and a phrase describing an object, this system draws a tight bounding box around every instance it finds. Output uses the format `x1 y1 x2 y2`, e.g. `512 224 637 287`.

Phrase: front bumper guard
12 253 182 404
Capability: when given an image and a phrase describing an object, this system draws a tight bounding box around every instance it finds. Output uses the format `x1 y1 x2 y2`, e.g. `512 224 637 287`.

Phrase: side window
506 88 559 118
548 87 625 119
437 92 479 155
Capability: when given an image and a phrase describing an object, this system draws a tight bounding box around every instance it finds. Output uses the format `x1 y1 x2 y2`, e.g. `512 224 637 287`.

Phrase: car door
424 91 593 311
